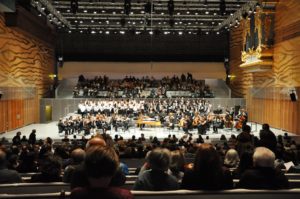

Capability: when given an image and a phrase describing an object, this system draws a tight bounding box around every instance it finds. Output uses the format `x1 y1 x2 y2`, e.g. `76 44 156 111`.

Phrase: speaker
290 92 297 101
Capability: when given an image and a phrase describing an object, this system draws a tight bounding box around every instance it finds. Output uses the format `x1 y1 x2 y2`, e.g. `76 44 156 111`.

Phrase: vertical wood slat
0 97 39 132
0 10 54 131
229 0 300 135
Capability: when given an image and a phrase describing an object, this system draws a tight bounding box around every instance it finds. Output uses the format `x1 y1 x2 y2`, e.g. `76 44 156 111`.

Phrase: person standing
28 129 37 145
12 132 21 145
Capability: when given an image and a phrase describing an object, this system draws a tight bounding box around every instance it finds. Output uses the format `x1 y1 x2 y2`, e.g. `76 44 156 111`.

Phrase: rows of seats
0 189 300 199
1 178 300 195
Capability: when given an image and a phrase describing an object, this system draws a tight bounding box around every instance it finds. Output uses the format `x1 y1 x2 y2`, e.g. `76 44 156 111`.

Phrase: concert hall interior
0 0 300 198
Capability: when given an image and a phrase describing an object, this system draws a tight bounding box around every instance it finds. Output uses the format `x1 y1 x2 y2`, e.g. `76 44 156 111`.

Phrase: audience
236 125 254 157
168 150 185 182
70 136 126 189
71 145 133 199
0 149 22 183
181 143 233 190
232 151 253 179
223 149 240 169
238 147 289 189
73 74 213 98
259 124 277 153
0 121 299 194
63 148 86 183
133 148 179 190
31 154 62 182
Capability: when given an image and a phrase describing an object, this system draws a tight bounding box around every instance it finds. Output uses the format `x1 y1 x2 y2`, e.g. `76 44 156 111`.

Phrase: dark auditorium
1 0 300 198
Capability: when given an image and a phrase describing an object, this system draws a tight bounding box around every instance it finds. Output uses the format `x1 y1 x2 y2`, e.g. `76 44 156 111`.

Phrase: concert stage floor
1 122 298 143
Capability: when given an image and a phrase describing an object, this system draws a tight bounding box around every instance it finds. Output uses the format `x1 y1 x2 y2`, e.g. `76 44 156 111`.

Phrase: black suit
238 167 289 189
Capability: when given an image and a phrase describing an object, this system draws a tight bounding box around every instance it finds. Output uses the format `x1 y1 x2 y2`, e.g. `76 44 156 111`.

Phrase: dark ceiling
26 0 251 61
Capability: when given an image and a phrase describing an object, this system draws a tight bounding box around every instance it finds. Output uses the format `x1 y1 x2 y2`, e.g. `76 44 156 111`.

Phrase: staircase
55 78 77 98
205 79 231 98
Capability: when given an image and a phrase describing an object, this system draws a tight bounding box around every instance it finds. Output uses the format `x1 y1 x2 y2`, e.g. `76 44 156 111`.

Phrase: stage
1 121 298 143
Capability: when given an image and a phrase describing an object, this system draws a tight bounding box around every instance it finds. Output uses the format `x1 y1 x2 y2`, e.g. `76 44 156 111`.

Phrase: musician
197 115 207 135
212 116 224 133
235 109 248 130
78 101 86 116
58 119 65 134
192 112 201 127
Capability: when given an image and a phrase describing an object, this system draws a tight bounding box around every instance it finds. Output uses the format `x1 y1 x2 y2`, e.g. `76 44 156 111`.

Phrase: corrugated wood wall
0 14 54 132
229 0 300 134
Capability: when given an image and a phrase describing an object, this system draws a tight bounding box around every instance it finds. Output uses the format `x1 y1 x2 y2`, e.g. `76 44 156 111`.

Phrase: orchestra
57 98 247 136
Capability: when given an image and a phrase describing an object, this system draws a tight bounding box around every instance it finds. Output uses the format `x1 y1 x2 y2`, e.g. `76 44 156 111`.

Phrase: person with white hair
238 147 289 189
223 149 240 169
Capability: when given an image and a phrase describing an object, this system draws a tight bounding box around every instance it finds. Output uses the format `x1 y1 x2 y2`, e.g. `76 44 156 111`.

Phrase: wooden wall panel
0 100 8 132
229 0 300 134
0 15 55 96
0 13 55 131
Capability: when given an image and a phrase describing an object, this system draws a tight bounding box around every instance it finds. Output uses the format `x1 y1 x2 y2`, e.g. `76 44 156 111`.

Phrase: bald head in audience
86 136 106 149
253 147 275 168
71 148 86 164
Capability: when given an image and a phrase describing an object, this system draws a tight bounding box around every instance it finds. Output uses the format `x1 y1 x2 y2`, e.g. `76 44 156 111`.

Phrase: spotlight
168 0 174 16
70 0 78 14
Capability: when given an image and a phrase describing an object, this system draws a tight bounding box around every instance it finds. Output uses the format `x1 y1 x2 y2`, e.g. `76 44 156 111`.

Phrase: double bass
235 115 245 130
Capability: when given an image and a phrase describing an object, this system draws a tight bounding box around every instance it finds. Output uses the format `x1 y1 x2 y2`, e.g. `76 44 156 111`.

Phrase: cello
235 114 245 130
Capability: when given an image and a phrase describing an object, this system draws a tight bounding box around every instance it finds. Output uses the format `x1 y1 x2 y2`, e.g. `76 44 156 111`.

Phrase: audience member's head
147 148 171 172
262 123 270 131
253 147 275 168
170 150 185 174
86 137 106 149
40 154 62 177
238 151 253 174
224 149 240 168
84 146 119 184
194 143 221 174
242 125 251 133
71 148 86 164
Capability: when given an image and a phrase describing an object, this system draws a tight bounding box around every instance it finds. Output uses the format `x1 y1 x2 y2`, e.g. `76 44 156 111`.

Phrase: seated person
63 148 86 183
71 146 132 199
223 149 240 169
31 154 62 182
133 148 179 191
70 137 125 189
181 143 233 190
238 147 289 189
0 149 22 183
